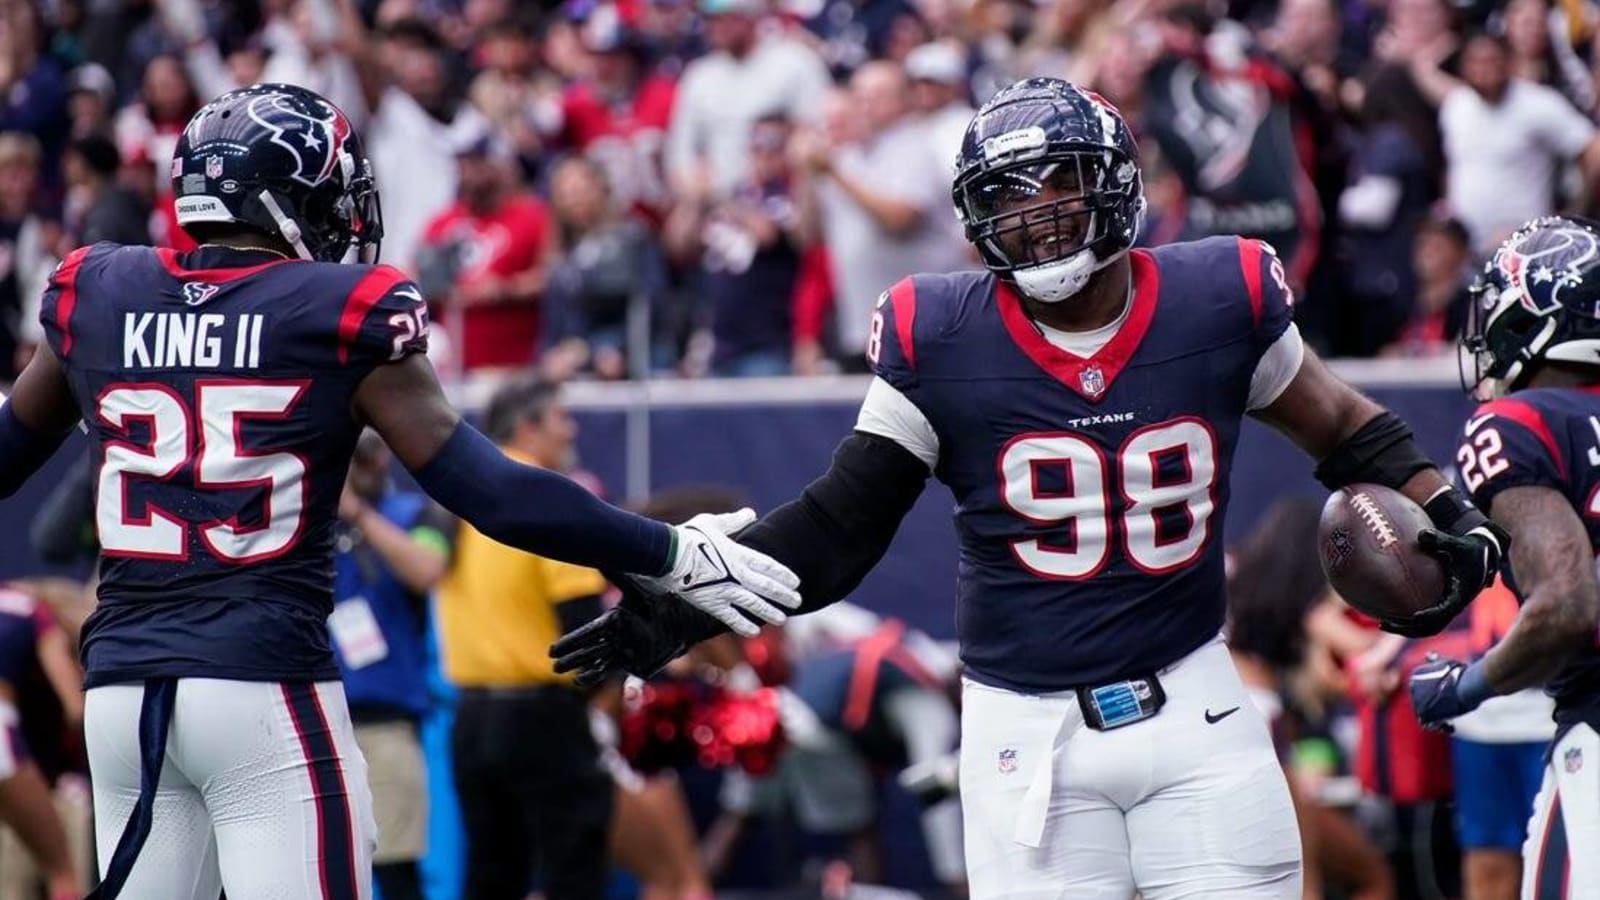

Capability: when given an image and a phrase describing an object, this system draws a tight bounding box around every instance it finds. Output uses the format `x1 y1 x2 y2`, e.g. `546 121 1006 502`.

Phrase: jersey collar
156 246 299 282
997 249 1160 402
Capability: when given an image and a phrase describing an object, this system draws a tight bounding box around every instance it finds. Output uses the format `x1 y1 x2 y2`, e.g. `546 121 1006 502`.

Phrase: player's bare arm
1478 486 1599 691
354 353 800 634
1253 346 1508 635
1410 485 1600 727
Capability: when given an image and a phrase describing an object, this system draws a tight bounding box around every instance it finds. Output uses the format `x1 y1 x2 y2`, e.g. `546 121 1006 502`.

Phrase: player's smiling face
979 161 1095 267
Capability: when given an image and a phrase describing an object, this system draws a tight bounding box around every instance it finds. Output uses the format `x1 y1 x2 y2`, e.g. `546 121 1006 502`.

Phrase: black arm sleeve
740 430 931 614
411 421 674 574
625 430 934 651
0 403 70 500
1313 411 1433 491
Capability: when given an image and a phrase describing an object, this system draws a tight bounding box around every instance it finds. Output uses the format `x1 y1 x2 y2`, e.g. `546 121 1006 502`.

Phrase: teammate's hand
635 509 800 637
550 583 724 686
1408 654 1490 730
1384 520 1508 637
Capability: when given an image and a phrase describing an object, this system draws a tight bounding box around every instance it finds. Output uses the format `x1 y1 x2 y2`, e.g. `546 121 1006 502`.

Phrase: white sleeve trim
1247 323 1305 411
855 377 940 470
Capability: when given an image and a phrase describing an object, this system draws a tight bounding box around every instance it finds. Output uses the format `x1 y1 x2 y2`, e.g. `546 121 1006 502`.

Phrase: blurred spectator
1350 629 1468 900
166 0 365 114
807 0 921 73
437 378 614 900
114 54 199 252
1505 0 1596 114
469 22 561 173
61 135 147 249
1331 89 1434 356
542 155 670 381
667 114 814 377
1384 216 1473 356
0 133 52 379
416 128 554 374
353 17 489 275
332 430 452 900
701 602 964 891
0 586 82 900
664 0 832 199
1012 0 1116 84
799 64 966 371
1428 31 1600 251
63 63 115 140
1227 499 1397 900
905 40 974 167
0 0 68 195
1140 10 1320 284
1352 0 1454 214
554 10 677 219
1447 581 1554 900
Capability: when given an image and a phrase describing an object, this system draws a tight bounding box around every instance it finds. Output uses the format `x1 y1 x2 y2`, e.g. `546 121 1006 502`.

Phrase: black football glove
550 579 732 687
1381 501 1509 637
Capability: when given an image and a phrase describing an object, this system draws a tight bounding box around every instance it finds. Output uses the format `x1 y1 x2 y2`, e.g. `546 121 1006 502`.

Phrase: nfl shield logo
1567 747 1583 773
205 155 224 180
997 748 1018 774
1079 365 1106 398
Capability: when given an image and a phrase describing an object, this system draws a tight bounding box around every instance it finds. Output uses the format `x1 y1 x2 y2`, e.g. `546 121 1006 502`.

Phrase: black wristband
1422 486 1487 534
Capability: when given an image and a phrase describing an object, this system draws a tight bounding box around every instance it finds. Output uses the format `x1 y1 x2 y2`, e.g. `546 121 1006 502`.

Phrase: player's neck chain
199 243 292 260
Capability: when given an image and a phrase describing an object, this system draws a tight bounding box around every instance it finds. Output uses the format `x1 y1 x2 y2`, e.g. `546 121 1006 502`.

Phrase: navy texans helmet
952 78 1145 304
171 83 381 264
1465 216 1600 391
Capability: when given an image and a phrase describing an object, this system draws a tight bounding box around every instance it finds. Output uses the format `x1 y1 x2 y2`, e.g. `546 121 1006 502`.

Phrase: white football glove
634 508 801 637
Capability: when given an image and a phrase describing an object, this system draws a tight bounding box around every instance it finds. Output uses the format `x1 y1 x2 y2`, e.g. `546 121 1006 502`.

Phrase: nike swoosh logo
1464 414 1495 434
684 542 730 587
1204 707 1240 724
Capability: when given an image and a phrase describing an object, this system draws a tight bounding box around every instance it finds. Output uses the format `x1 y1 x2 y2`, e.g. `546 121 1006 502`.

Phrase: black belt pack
1076 673 1167 731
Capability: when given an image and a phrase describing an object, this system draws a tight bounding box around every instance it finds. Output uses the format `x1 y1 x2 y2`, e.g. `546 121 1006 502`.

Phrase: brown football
1317 483 1446 622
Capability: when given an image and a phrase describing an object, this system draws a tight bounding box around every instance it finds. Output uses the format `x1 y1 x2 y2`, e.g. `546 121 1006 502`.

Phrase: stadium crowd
0 0 1592 897
5 0 1600 379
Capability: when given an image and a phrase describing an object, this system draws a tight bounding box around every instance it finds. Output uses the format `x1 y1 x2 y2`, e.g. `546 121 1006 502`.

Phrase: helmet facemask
955 147 1143 304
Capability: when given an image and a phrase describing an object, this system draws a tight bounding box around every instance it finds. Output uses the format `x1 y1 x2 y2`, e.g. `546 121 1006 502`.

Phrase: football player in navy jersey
1406 216 1600 899
555 77 1508 898
0 83 800 899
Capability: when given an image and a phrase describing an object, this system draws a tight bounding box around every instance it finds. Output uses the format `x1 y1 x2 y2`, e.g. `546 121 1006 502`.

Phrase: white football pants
959 635 1302 899
1523 723 1600 899
86 679 376 900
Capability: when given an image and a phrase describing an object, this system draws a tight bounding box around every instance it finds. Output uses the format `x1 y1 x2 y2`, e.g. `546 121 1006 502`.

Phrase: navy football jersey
868 237 1294 691
38 243 429 688
1457 387 1600 725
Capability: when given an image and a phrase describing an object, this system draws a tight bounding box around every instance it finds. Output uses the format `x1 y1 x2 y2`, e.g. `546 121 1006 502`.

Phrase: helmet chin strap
258 190 316 261
1013 247 1123 304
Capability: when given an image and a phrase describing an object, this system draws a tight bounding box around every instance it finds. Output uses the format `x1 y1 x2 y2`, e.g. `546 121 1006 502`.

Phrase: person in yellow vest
436 377 613 900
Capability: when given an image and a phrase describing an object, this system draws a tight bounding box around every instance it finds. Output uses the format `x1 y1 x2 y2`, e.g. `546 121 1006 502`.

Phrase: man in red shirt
417 129 555 374
556 11 676 221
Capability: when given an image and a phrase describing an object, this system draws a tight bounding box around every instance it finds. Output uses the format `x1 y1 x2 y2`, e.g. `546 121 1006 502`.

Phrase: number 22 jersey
38 243 429 689
860 236 1301 692
1458 386 1600 727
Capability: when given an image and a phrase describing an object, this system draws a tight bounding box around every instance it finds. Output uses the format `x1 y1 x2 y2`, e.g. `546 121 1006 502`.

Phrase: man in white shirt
905 41 974 169
663 0 832 199
349 19 490 276
796 62 968 368
1434 32 1600 252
